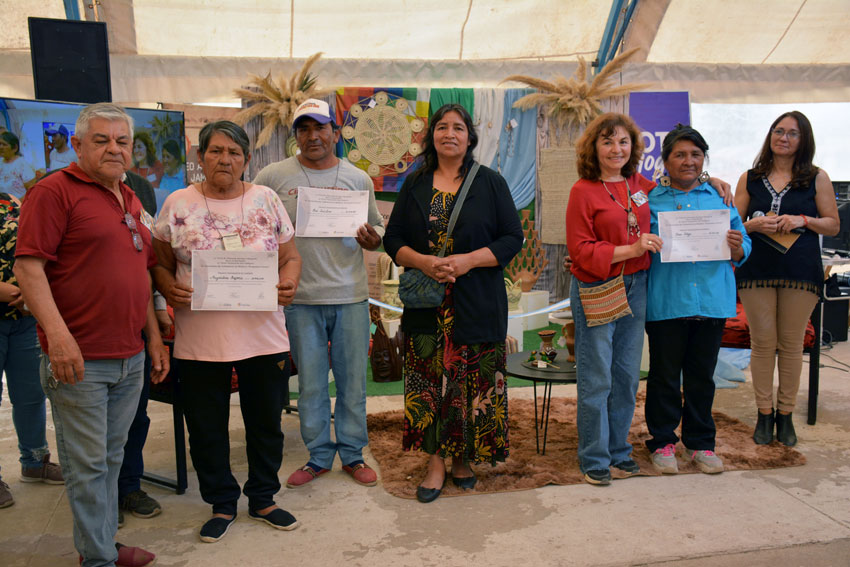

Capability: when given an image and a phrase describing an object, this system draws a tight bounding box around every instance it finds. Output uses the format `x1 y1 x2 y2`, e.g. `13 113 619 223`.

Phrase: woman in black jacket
383 104 522 503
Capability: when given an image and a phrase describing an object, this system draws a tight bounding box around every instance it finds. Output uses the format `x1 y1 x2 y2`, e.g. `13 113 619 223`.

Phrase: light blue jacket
647 182 751 322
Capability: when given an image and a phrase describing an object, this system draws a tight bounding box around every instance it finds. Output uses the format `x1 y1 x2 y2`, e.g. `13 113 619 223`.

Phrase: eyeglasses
772 128 800 140
123 213 143 252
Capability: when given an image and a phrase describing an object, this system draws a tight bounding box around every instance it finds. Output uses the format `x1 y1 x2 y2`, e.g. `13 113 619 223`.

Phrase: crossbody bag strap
437 162 480 258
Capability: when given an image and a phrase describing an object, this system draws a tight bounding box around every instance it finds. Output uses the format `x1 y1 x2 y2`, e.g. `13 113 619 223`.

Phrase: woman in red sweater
566 112 659 485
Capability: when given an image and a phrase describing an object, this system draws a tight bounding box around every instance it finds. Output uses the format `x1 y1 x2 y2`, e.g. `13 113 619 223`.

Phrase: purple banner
628 92 690 183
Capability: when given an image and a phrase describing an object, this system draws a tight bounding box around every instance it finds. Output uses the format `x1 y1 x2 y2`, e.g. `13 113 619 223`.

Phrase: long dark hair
752 110 818 187
414 103 478 180
133 132 157 167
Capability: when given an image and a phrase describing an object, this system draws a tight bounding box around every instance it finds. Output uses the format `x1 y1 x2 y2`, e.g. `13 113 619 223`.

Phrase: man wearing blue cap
46 125 76 171
254 98 384 489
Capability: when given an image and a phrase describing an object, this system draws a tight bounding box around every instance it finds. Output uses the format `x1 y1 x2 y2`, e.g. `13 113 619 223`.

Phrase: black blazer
383 164 523 344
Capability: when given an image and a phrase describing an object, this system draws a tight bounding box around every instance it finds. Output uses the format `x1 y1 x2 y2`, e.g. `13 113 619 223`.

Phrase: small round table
507 350 576 455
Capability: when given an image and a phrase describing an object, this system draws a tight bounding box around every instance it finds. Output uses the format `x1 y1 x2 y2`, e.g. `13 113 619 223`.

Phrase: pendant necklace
201 180 245 248
299 159 341 188
602 178 640 238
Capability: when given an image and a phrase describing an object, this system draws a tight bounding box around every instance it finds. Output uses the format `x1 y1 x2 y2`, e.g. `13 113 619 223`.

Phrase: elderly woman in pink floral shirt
151 121 301 543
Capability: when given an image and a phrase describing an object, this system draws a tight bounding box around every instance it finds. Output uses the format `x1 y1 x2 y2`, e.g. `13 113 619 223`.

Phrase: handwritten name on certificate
295 186 368 237
659 209 731 263
191 250 279 311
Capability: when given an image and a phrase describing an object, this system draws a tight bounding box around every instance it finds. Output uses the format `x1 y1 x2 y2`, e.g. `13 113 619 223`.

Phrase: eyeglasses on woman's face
771 128 800 140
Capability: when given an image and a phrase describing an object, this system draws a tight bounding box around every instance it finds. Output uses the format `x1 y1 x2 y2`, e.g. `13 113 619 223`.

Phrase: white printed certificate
191 250 279 311
295 186 368 237
658 209 731 263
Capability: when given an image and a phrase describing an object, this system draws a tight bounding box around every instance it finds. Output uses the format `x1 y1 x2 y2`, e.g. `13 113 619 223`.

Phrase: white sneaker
685 449 724 474
651 443 678 474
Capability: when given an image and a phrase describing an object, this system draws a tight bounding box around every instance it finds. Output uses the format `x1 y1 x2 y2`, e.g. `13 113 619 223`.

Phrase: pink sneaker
651 443 678 474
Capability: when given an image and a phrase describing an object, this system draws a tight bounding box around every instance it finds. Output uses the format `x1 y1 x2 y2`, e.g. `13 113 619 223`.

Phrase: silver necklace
601 178 640 238
298 158 341 188
201 180 245 244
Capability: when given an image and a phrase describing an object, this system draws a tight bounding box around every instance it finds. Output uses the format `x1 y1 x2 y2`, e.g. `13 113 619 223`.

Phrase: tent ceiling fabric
0 1 848 104
129 0 606 61
648 0 850 65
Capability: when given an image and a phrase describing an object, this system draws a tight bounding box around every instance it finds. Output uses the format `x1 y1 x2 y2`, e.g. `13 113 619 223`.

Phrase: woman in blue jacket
645 125 751 475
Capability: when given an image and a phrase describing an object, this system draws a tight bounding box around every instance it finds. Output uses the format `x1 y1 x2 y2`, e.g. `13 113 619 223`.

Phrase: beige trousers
739 287 819 413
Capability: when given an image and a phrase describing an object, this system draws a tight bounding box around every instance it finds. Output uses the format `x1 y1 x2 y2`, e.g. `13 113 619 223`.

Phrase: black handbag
398 163 480 308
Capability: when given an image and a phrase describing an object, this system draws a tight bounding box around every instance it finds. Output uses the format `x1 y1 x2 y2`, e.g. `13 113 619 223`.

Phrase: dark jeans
178 353 289 516
118 337 152 499
645 318 725 453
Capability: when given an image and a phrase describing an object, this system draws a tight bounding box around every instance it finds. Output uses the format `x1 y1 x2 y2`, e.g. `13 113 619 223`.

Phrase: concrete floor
1 341 849 567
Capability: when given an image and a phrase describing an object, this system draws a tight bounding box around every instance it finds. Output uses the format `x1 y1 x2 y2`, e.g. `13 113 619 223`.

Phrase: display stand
507 309 524 351
519 290 550 330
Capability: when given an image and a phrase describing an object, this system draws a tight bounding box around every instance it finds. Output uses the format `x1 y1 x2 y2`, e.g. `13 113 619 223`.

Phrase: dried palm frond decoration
503 48 649 137
232 52 331 148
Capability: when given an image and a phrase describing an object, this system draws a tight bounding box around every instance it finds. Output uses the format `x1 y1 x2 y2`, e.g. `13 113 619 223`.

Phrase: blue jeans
571 270 647 473
41 351 144 567
284 301 370 469
0 317 49 474
118 335 152 499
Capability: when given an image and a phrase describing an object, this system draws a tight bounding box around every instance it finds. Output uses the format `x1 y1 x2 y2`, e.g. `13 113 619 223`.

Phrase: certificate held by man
658 209 731 263
191 250 279 311
295 186 369 237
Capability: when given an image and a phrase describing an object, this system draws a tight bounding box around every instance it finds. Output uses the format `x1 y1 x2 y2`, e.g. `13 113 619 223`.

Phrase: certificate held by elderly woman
191 250 279 311
658 209 731 263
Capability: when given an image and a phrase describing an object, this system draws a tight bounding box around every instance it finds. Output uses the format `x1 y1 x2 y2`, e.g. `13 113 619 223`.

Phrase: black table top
506 351 577 384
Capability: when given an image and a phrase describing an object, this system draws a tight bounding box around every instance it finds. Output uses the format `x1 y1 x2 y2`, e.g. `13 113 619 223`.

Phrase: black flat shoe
775 411 798 446
416 479 446 503
451 474 477 490
753 410 775 445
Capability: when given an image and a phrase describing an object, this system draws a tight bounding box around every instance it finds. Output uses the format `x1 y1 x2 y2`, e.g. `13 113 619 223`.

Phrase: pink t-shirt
153 183 295 362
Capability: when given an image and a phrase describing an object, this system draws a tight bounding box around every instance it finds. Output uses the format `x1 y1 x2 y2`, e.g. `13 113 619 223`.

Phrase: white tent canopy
1 0 849 104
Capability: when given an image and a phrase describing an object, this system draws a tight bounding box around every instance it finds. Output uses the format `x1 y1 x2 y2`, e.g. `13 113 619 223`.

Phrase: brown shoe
21 455 64 485
0 480 13 508
79 543 156 566
285 464 329 488
342 462 377 487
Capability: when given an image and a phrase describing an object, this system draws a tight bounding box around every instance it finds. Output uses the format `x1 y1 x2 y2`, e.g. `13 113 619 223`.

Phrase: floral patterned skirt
402 285 509 464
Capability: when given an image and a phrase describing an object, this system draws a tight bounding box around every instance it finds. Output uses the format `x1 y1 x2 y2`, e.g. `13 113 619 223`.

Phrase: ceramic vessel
537 329 557 361
561 321 576 362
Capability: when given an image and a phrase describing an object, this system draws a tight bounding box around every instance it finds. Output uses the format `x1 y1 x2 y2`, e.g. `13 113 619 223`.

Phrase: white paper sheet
659 209 731 263
295 186 368 237
190 250 279 311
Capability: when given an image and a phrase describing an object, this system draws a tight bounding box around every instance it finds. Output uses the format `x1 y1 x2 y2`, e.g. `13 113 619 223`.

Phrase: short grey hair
198 121 251 158
75 103 134 139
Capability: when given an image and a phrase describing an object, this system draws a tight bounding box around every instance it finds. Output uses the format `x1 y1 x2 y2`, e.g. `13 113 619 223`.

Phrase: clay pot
537 329 557 361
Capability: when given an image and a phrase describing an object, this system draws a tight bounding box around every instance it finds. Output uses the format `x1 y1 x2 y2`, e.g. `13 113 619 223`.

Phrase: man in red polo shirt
14 103 169 567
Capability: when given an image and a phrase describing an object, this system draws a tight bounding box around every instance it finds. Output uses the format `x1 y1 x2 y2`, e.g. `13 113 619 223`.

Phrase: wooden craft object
369 305 403 383
506 209 549 292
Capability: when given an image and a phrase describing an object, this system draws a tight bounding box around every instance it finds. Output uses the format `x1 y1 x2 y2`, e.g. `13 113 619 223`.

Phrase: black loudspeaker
823 297 849 343
28 17 111 104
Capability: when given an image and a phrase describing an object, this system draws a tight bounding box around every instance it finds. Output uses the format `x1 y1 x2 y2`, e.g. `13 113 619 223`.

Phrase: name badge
221 233 243 251
631 191 648 207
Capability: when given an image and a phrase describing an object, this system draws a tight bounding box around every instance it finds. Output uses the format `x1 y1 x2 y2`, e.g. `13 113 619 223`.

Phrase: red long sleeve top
566 173 655 283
